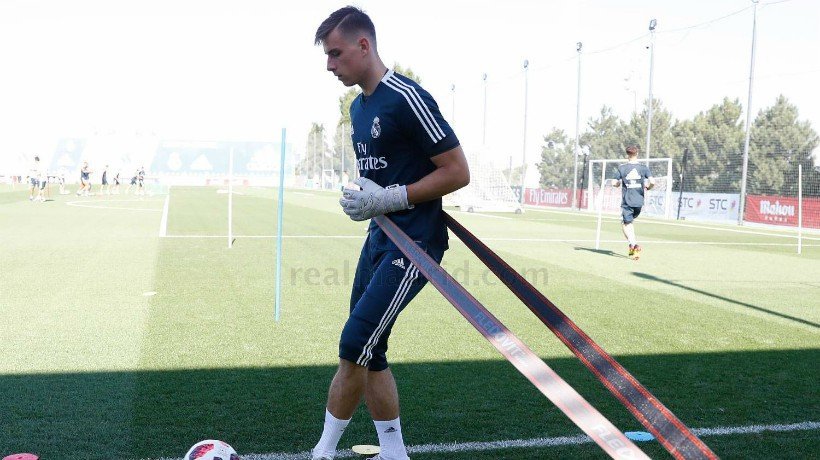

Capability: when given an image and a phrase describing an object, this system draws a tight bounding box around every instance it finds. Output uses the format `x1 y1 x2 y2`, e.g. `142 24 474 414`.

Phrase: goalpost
445 146 523 213
588 158 673 248
587 158 674 217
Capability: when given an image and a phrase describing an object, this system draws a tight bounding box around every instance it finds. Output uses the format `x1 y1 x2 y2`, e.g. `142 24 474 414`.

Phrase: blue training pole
275 128 286 321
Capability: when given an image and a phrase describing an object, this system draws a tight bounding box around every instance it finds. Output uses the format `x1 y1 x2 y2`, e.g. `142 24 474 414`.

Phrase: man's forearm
406 163 469 205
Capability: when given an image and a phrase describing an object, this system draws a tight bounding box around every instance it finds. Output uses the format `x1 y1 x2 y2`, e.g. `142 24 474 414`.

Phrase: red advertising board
745 195 820 228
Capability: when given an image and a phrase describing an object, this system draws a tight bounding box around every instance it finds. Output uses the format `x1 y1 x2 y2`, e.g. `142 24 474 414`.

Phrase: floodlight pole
520 59 529 205
739 0 759 225
482 73 488 145
645 19 657 160
572 42 583 210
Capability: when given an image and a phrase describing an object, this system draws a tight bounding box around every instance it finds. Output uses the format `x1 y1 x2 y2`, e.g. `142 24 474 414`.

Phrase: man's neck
360 61 389 96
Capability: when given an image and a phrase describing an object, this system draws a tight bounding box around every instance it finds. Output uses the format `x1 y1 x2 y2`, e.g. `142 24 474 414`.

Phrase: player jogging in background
137 166 145 196
611 145 654 260
311 6 470 460
76 161 92 196
126 169 138 194
28 155 44 202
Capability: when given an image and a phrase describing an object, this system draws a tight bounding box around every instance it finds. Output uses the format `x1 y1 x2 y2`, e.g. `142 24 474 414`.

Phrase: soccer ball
184 439 240 460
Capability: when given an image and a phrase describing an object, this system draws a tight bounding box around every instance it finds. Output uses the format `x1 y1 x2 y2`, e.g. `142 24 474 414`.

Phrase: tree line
539 95 819 196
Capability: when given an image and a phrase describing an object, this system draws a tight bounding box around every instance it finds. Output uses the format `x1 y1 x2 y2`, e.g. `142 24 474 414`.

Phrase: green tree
578 106 625 161
673 98 745 193
623 98 679 160
298 123 330 182
748 95 819 196
333 88 359 179
538 129 575 188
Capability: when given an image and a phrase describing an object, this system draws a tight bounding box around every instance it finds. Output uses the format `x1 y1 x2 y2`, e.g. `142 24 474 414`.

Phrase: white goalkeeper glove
339 177 411 221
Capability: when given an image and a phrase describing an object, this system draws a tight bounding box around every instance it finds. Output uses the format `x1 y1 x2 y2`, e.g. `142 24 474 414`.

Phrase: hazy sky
1 0 817 169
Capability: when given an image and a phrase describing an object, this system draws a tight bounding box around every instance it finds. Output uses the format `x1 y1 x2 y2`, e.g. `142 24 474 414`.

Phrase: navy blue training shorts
340 235 445 371
621 205 642 224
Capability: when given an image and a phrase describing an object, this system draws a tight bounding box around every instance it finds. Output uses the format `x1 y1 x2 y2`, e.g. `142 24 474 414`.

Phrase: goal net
587 158 674 218
445 146 523 213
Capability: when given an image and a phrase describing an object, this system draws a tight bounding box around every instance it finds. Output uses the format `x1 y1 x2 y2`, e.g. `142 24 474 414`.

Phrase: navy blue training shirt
614 162 652 207
350 69 460 250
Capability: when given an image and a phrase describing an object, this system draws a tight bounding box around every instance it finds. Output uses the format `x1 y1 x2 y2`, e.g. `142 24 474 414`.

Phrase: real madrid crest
371 116 381 139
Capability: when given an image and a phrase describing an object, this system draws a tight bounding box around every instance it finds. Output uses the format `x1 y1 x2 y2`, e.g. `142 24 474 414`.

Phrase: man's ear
358 36 371 55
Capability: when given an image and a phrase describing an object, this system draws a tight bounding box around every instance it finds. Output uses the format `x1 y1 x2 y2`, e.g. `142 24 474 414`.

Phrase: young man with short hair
610 145 654 260
312 6 470 460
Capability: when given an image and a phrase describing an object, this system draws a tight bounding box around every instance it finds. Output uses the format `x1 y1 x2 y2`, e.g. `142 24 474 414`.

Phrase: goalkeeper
610 145 654 260
312 6 470 460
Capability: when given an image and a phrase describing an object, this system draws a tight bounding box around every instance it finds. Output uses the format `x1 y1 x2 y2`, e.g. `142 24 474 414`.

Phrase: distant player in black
101 165 109 195
611 145 654 260
112 170 121 194
126 169 138 194
312 7 470 460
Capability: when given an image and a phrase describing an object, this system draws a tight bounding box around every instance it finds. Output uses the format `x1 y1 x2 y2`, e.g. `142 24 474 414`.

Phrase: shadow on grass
632 271 820 329
1 349 818 459
574 246 630 259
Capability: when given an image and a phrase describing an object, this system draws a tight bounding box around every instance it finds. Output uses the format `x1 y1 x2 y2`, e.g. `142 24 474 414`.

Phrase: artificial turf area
1 185 818 459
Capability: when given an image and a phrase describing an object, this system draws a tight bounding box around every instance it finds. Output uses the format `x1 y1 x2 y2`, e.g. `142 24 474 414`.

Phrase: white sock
312 409 350 458
624 224 637 246
374 417 409 460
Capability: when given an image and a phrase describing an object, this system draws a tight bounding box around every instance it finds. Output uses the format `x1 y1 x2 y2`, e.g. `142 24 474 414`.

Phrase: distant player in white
611 145 654 260
28 155 44 202
136 166 146 196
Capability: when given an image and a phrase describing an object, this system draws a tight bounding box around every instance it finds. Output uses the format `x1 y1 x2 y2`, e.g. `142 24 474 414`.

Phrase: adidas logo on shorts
391 258 405 269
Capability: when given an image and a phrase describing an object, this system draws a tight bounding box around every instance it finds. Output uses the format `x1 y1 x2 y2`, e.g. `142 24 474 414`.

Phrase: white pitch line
525 207 820 241
159 194 170 237
454 210 514 220
66 199 163 212
146 420 820 460
158 234 820 247
161 235 365 239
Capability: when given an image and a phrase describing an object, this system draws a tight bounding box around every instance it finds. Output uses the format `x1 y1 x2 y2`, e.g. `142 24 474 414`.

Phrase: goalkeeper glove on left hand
339 177 411 221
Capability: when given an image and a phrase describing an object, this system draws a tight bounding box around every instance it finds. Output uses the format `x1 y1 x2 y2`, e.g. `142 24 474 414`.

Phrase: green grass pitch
0 185 818 459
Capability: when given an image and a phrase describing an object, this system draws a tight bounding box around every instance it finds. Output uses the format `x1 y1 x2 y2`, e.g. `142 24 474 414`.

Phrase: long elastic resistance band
443 212 718 460
374 216 649 460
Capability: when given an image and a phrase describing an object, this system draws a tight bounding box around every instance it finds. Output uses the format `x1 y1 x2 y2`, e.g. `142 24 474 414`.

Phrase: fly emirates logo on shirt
356 142 388 171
